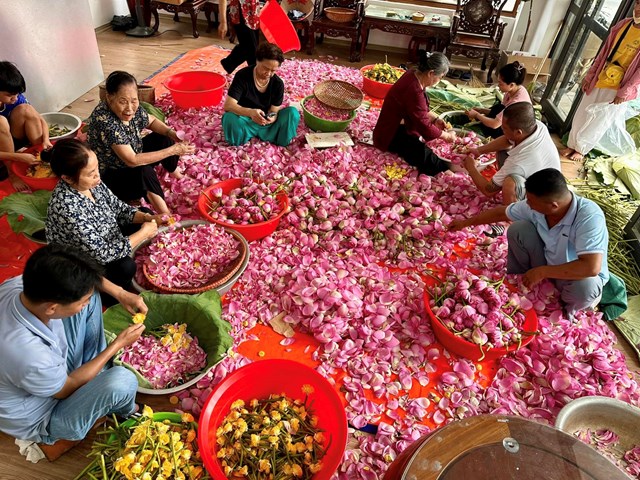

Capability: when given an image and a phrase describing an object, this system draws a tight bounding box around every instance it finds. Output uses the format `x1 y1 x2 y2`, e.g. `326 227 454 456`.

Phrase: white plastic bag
575 101 637 156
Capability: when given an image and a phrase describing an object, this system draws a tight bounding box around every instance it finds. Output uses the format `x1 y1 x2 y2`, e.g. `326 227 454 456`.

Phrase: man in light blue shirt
451 168 609 317
0 245 146 459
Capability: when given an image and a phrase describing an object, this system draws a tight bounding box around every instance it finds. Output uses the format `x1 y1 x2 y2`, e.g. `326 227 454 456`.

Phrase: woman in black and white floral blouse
87 71 195 214
45 139 166 293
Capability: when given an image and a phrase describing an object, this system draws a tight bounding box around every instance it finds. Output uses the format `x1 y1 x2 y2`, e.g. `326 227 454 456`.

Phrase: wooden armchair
307 0 365 62
446 0 507 82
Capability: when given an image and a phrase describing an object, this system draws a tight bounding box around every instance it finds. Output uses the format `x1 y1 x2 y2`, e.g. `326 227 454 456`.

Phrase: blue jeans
41 292 137 444
507 221 604 317
222 107 300 147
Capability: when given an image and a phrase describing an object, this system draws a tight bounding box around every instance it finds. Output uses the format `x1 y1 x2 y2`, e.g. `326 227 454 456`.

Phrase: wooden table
359 6 451 61
383 415 632 480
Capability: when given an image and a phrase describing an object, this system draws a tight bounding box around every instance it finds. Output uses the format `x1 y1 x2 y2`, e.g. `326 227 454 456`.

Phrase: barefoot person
373 51 457 176
44 139 164 299
0 246 145 460
0 61 51 192
87 71 195 214
466 61 531 138
450 168 609 318
222 43 300 147
562 0 640 162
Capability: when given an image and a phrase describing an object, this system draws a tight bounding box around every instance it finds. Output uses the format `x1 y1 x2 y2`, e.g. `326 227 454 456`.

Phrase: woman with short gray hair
373 51 456 176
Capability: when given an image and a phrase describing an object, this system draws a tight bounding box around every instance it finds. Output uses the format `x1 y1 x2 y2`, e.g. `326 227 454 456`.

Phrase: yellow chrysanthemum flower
181 412 195 423
258 459 271 473
132 313 146 324
142 405 154 418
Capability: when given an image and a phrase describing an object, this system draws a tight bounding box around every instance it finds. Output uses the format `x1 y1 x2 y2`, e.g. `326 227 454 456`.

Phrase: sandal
446 69 462 79
460 72 472 81
486 225 505 238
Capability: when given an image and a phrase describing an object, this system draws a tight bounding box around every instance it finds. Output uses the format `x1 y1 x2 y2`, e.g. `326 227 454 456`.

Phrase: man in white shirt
464 102 561 205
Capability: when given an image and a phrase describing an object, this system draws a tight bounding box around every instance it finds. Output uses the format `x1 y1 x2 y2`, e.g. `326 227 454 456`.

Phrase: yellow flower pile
384 164 409 180
216 392 326 480
159 323 192 353
76 406 208 480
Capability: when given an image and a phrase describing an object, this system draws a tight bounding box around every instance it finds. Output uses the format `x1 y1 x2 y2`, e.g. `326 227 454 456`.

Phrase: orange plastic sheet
236 259 499 430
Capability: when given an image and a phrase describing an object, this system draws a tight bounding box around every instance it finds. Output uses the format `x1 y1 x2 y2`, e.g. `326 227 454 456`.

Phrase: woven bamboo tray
142 223 247 295
313 80 363 110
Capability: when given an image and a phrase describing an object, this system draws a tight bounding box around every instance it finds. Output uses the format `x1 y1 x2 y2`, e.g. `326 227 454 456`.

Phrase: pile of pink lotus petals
303 96 353 121
143 223 240 288
575 428 640 476
149 57 640 480
120 323 207 389
428 131 495 165
206 179 283 224
428 268 529 351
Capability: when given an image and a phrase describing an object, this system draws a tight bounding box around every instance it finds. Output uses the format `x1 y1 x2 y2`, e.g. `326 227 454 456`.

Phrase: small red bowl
164 71 226 109
424 290 538 362
198 359 348 480
360 65 404 99
197 178 289 242
9 145 58 191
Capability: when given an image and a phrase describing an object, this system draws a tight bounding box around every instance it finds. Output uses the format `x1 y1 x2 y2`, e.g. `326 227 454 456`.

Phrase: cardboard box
498 51 551 83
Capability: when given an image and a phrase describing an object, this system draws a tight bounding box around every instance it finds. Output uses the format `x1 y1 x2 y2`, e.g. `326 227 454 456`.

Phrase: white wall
88 0 130 29
0 0 104 113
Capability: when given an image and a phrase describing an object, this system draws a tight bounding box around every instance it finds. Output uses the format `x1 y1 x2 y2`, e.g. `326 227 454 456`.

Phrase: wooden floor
1 15 638 480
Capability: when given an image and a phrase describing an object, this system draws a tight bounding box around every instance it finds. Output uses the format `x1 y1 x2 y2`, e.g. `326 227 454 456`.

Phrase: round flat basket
314 80 363 110
282 0 314 21
143 227 247 295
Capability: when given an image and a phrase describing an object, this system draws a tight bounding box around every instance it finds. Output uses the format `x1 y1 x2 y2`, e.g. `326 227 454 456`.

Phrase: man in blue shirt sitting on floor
451 168 609 318
0 245 146 460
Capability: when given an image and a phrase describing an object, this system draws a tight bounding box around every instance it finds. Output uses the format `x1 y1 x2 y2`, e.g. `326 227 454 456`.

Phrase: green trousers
222 107 300 147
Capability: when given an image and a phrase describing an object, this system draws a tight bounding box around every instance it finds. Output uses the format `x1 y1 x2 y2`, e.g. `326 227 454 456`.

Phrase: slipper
486 225 505 238
446 69 462 79
460 72 472 81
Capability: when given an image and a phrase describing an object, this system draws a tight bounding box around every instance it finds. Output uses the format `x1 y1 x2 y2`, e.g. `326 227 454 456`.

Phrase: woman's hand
434 118 447 130
115 289 149 315
612 96 624 105
250 109 269 126
440 131 457 142
141 220 158 240
466 109 478 120
172 142 195 156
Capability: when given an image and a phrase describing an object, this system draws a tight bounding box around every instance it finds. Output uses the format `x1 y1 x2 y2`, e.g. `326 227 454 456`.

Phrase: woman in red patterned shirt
217 0 261 74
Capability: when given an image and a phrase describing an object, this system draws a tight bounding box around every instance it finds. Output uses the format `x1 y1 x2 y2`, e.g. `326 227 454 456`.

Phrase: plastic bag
575 101 637 156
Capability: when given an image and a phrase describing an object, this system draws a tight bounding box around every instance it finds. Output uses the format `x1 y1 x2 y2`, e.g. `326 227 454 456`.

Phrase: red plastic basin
260 0 301 53
164 71 226 109
198 359 348 480
197 178 289 242
360 65 404 99
10 145 58 191
424 290 538 362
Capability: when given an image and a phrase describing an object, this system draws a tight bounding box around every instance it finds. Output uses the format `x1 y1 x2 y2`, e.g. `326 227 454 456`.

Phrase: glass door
542 0 634 133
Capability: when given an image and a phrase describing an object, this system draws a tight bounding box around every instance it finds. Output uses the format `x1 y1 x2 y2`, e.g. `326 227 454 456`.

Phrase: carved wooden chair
307 0 365 62
446 0 507 82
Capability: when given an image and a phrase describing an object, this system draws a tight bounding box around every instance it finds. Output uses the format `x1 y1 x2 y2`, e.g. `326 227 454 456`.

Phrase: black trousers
388 125 449 176
220 13 260 74
103 132 178 203
101 256 137 307
480 102 506 139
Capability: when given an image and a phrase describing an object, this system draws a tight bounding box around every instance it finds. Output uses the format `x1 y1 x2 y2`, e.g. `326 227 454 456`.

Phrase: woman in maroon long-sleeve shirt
373 51 456 176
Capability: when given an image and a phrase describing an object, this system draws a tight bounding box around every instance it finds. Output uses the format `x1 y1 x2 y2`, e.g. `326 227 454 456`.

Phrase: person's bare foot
569 151 584 162
8 173 31 193
169 168 183 180
560 147 575 157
